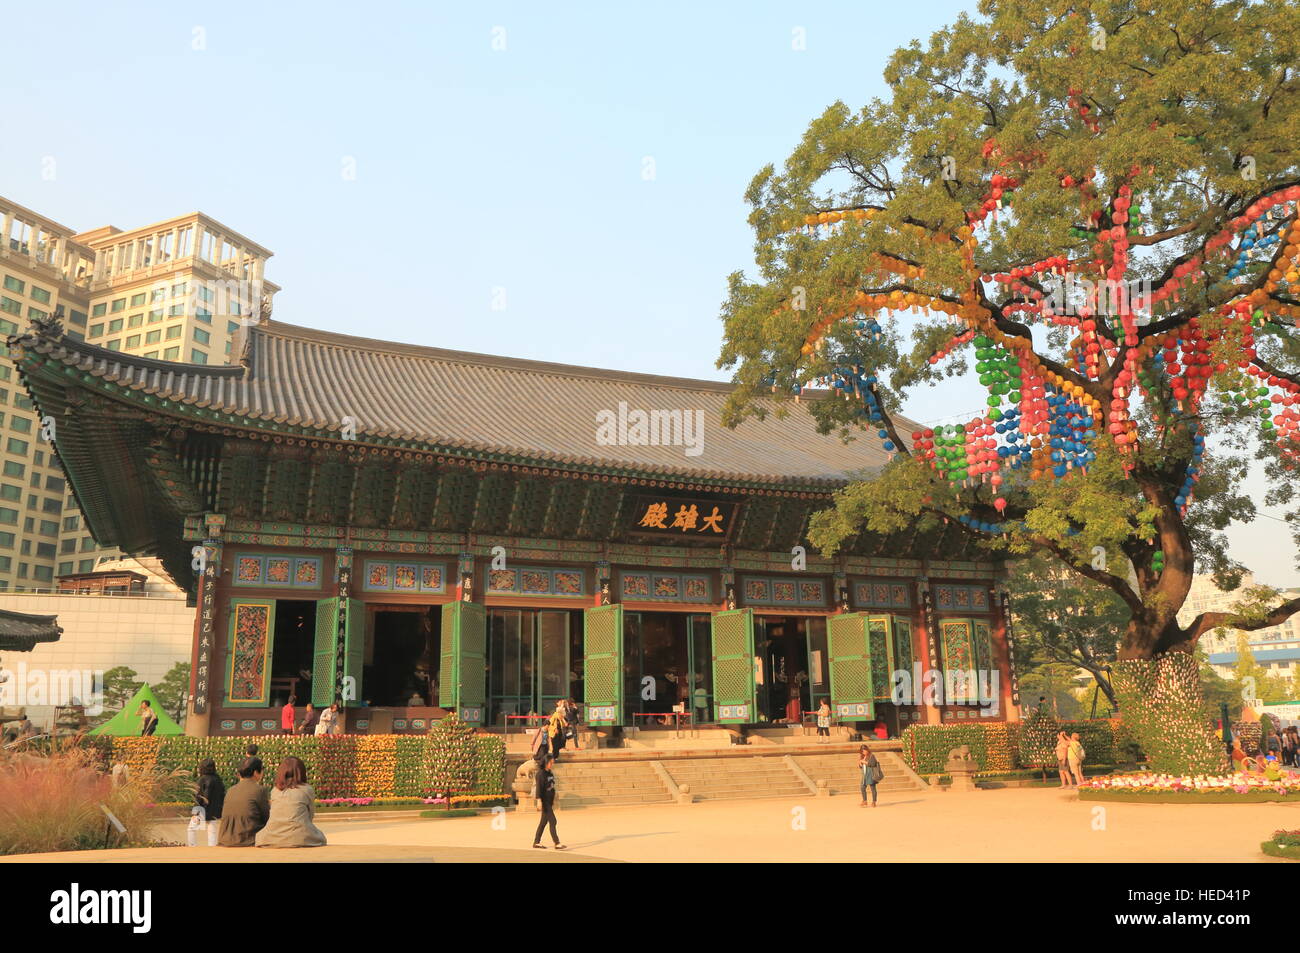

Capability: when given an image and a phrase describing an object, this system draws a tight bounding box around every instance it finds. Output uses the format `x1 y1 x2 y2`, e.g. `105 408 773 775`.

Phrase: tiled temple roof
15 320 904 487
0 608 62 652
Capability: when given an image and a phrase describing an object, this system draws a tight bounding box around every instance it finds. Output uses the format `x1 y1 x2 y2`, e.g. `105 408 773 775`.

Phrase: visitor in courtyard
1066 732 1086 786
1054 731 1072 788
298 702 318 735
282 695 297 735
531 755 565 850
136 699 159 736
530 717 550 763
816 699 831 740
1265 729 1282 760
547 699 567 760
1284 727 1299 767
859 744 882 807
873 721 888 740
565 698 581 750
218 757 270 847
256 756 327 848
315 701 341 736
192 758 225 847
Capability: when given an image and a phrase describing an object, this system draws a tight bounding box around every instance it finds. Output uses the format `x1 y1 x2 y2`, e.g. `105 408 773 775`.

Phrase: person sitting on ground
218 757 270 847
255 756 327 848
193 757 225 847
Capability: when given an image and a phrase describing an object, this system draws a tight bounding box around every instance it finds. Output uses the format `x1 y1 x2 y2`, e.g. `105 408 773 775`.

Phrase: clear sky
4 0 1294 586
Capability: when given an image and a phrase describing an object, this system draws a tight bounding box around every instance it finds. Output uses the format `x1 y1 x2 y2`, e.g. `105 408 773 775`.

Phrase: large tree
1007 551 1125 711
718 0 1300 771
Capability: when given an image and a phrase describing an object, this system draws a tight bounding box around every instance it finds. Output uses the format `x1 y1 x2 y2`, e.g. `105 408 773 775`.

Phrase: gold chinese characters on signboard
631 497 737 539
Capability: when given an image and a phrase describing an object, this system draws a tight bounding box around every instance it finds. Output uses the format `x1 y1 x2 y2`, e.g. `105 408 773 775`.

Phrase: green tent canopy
89 684 183 736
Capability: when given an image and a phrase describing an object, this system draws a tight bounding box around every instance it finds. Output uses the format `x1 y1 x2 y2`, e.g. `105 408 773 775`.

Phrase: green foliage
426 713 478 795
151 662 191 726
715 0 1300 683
1017 705 1060 768
82 732 507 800
91 666 142 726
1113 654 1227 774
1197 647 1244 725
901 722 1017 773
1008 552 1122 711
1059 719 1120 764
472 734 506 796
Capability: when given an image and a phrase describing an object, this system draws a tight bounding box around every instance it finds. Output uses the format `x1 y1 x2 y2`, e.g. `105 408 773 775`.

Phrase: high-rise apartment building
0 195 276 590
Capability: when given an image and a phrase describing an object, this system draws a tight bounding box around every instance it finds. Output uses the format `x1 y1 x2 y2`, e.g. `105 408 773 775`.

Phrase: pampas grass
0 739 179 855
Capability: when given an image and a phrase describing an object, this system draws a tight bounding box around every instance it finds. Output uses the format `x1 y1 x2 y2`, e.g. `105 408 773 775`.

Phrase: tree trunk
1111 652 1226 775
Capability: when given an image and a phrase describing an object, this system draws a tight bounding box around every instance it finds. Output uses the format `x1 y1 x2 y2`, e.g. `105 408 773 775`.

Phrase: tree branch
1186 596 1300 642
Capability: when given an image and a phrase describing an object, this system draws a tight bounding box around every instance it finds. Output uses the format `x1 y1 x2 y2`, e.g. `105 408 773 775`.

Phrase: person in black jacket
194 758 226 846
531 756 565 850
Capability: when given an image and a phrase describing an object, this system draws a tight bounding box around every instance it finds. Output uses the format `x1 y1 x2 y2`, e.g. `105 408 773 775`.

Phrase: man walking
531 756 565 851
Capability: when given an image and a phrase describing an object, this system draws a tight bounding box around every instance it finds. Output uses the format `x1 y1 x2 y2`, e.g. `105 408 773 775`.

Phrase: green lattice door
711 608 756 723
439 601 487 724
340 598 364 707
311 597 339 707
827 612 875 720
583 604 623 726
891 615 914 683
867 615 897 703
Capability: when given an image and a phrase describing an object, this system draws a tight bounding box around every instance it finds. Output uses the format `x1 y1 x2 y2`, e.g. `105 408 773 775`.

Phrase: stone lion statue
946 745 974 762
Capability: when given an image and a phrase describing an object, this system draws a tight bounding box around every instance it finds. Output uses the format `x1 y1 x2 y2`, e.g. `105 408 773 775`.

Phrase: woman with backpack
859 744 883 807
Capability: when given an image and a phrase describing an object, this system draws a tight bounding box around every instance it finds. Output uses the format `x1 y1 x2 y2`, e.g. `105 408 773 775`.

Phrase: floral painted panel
265 558 291 585
554 571 582 595
522 570 550 593
654 576 680 598
227 601 274 705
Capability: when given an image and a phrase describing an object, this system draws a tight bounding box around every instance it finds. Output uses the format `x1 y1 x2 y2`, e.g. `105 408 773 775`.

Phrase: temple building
10 315 1020 737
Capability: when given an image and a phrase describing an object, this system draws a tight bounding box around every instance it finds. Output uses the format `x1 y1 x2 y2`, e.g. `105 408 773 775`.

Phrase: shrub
67 732 509 802
1060 720 1118 765
0 742 170 855
426 714 477 795
1017 707 1059 768
901 723 1016 773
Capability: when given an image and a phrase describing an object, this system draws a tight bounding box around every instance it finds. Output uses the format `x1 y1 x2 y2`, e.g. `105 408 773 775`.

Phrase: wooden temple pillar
997 585 1023 722
916 574 942 726
186 514 226 737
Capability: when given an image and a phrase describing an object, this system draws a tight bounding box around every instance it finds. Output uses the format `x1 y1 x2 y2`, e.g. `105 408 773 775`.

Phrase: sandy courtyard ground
4 787 1296 862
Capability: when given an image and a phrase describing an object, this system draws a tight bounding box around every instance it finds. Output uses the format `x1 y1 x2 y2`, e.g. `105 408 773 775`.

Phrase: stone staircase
553 759 674 808
793 751 928 798
660 756 812 801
